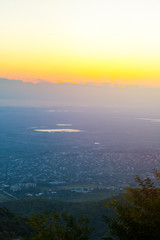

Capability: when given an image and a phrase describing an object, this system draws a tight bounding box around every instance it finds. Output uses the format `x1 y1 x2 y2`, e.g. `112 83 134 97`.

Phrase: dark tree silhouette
28 211 94 240
104 170 160 240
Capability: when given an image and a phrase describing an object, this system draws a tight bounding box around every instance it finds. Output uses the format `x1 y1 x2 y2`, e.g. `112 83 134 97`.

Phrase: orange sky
0 0 160 87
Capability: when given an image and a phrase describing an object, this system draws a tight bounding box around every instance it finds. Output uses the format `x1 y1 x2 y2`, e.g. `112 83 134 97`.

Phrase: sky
0 0 160 87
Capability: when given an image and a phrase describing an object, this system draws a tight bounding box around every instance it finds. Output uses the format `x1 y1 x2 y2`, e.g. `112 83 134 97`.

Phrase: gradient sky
1 0 160 87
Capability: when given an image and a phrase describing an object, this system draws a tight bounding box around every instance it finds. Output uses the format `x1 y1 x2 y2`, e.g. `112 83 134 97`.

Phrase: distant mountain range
1 78 160 109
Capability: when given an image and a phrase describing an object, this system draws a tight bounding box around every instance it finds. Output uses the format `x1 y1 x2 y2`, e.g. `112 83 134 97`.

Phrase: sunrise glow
1 0 160 87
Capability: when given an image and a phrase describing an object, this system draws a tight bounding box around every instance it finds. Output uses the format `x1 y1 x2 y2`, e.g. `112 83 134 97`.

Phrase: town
0 145 159 201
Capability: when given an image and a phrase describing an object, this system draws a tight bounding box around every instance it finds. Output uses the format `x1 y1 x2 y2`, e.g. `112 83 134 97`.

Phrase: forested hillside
0 207 30 240
0 198 116 240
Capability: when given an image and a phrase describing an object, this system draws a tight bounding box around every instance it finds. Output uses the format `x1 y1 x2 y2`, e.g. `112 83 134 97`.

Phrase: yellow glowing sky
1 0 160 87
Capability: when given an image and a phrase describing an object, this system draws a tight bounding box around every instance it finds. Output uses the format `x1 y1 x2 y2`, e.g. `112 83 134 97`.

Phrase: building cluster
0 147 160 199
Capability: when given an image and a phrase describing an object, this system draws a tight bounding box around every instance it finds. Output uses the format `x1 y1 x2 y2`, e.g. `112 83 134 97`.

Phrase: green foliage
0 207 30 240
0 198 111 239
104 170 160 240
28 211 94 240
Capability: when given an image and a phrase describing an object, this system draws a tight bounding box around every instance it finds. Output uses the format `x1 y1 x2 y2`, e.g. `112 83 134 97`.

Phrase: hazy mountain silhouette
0 78 159 109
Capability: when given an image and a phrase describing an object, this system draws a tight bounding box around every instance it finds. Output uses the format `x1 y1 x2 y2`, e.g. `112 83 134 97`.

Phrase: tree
28 211 94 240
104 170 160 240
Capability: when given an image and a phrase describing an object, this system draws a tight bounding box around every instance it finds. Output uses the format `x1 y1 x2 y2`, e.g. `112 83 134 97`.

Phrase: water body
56 124 72 126
34 129 82 133
137 118 160 123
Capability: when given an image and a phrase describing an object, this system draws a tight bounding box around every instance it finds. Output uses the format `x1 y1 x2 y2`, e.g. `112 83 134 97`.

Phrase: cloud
0 78 160 109
32 79 51 84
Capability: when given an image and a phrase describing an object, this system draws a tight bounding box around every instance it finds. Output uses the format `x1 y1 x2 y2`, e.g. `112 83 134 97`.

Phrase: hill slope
0 198 117 240
0 207 30 240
